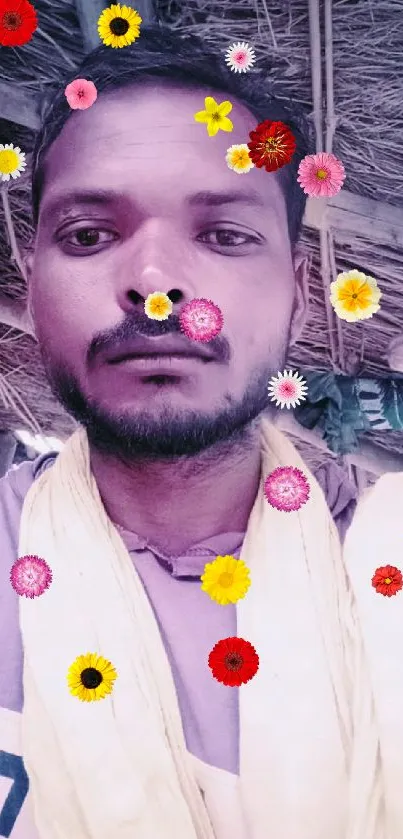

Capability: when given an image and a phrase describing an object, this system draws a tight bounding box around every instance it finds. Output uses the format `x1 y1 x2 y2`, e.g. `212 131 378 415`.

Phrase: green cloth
294 372 403 454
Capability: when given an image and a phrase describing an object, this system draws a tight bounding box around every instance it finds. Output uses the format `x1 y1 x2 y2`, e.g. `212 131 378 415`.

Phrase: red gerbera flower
371 565 403 597
208 636 259 686
0 0 37 46
247 120 296 172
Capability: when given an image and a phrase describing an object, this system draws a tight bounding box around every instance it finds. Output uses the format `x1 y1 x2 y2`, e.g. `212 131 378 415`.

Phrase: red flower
247 120 296 172
208 636 259 686
372 565 403 597
0 0 37 46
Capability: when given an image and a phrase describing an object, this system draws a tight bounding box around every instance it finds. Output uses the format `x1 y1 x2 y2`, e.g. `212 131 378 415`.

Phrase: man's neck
89 424 262 556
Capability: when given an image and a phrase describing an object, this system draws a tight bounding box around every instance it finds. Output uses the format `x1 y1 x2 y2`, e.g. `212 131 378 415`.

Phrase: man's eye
198 229 258 248
62 229 116 247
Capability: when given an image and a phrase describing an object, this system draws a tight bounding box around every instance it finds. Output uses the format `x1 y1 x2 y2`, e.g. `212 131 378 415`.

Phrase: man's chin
47 365 272 460
82 405 264 459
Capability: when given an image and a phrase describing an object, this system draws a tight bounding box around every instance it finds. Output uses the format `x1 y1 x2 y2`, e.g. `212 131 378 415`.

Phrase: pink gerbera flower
10 554 53 598
268 370 308 409
179 298 224 343
64 78 98 110
264 466 310 512
297 152 345 197
225 41 256 73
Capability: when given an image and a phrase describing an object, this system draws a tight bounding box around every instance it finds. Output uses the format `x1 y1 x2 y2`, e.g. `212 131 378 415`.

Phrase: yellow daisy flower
225 143 254 174
144 291 173 321
194 96 233 137
0 143 26 182
98 4 142 49
330 269 382 323
201 554 251 605
67 653 117 702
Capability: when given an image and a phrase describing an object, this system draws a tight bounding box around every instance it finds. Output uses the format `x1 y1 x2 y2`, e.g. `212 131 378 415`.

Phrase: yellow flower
144 291 173 321
67 653 117 702
225 143 254 174
98 4 142 48
201 554 251 605
194 96 233 137
0 143 26 182
330 269 382 323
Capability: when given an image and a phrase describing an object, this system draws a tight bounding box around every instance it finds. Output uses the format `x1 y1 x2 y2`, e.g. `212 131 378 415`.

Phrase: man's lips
104 335 216 365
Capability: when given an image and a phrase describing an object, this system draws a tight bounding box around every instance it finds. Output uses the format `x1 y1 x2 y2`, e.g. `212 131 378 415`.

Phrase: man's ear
289 247 310 347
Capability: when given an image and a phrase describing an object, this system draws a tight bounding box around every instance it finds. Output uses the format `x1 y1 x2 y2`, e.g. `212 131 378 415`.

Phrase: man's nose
114 219 197 315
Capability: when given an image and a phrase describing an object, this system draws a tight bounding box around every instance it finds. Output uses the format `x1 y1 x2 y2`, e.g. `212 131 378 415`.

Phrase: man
0 24 382 839
344 471 403 839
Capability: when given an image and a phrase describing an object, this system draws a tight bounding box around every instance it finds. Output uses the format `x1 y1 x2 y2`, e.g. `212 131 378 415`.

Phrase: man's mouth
104 335 217 367
108 353 212 375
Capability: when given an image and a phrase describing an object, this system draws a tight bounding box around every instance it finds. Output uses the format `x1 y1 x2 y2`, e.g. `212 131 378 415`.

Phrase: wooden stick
308 0 323 153
1 186 27 283
0 81 41 130
74 0 106 51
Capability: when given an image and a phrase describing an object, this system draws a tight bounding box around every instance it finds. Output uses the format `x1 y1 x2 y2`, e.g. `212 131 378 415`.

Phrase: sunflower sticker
98 3 142 48
67 653 117 701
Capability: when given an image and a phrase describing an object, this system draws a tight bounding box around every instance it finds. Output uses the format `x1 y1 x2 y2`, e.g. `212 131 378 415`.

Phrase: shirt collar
115 525 245 578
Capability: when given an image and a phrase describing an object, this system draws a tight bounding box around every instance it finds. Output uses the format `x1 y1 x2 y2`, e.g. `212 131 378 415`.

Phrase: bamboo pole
308 0 339 369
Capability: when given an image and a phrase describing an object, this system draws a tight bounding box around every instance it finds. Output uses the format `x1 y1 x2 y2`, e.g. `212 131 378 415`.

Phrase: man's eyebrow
39 190 120 225
186 189 267 209
39 186 268 226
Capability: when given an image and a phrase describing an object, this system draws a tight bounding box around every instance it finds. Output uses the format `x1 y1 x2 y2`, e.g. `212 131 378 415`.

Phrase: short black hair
31 24 312 247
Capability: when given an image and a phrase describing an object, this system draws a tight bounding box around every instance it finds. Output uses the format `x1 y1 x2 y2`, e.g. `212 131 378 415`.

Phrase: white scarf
344 472 403 839
18 420 382 839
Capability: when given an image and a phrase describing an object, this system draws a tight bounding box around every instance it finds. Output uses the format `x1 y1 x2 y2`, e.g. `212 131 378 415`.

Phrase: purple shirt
0 451 357 837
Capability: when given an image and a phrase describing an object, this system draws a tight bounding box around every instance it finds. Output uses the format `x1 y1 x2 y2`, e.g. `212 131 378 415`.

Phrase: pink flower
10 555 53 598
225 42 256 74
179 298 224 343
264 466 310 512
64 79 98 110
297 152 345 197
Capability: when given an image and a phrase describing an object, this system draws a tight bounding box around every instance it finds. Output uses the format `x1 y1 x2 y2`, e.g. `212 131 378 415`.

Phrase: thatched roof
1 0 403 480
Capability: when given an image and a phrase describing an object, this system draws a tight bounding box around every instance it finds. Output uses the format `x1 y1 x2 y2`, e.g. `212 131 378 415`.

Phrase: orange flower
371 565 403 597
247 120 296 172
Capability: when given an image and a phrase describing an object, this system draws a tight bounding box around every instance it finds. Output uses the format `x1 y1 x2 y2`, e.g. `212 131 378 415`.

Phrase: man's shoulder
0 453 58 563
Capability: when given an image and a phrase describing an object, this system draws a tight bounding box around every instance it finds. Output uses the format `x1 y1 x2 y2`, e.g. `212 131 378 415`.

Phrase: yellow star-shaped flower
194 96 234 137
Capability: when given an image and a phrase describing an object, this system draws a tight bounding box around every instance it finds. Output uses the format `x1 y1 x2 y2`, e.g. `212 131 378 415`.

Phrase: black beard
43 361 273 462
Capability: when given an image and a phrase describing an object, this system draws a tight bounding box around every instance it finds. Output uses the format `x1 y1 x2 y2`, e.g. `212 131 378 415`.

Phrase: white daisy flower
225 41 256 74
267 370 308 410
0 144 26 182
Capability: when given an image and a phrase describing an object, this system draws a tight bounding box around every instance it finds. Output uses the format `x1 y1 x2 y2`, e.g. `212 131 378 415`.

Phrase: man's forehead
43 82 258 168
38 83 285 221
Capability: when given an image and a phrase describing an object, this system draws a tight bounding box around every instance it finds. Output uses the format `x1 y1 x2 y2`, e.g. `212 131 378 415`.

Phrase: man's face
29 84 307 458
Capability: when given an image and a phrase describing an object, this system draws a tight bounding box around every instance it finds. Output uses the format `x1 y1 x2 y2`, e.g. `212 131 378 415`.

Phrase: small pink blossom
10 555 53 598
64 78 98 110
297 152 345 198
264 466 310 512
179 298 224 343
225 42 256 74
267 370 308 409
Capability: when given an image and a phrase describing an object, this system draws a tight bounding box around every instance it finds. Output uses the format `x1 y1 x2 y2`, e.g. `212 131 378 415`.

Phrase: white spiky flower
0 144 26 182
225 42 256 73
267 370 308 409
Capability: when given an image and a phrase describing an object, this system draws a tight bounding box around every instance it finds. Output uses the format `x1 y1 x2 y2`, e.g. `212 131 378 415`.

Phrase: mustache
87 311 231 364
